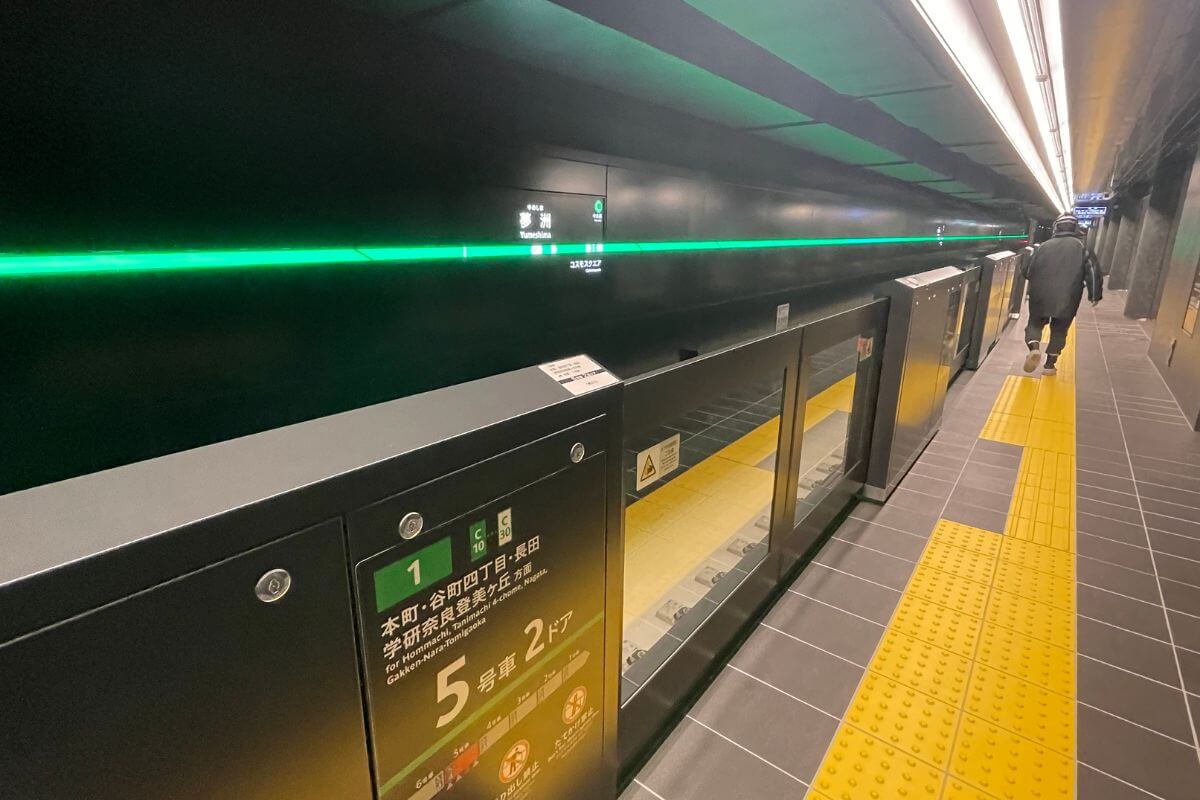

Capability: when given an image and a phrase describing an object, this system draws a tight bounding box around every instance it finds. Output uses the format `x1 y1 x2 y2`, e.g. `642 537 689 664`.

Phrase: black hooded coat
1022 231 1103 319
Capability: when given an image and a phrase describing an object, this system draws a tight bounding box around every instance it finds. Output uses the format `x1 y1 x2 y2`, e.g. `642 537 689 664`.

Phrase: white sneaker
1043 365 1057 376
1023 345 1042 373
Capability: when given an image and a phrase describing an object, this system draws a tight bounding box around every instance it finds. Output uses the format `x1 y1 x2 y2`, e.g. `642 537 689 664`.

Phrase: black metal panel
0 519 372 800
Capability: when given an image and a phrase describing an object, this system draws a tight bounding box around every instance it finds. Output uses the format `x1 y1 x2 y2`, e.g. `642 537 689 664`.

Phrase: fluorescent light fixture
0 233 1025 279
907 0 1068 211
998 0 1072 208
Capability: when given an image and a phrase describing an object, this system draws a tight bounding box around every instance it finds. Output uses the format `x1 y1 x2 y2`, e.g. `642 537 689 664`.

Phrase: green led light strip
0 234 1026 278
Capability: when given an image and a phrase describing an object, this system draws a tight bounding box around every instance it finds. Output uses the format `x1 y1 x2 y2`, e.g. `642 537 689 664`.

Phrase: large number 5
436 656 469 728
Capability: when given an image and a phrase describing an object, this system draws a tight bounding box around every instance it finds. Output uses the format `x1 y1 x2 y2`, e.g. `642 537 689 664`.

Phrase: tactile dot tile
998 538 1074 579
975 624 1074 697
949 713 1073 800
983 589 1074 650
965 663 1073 757
931 520 1003 557
845 671 959 770
920 540 998 585
990 376 1038 418
906 563 991 619
991 561 1075 611
809 724 943 800
868 629 972 706
942 778 1000 800
891 593 982 659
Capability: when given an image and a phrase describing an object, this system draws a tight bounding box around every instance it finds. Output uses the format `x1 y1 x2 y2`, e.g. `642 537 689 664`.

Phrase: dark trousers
1025 315 1072 356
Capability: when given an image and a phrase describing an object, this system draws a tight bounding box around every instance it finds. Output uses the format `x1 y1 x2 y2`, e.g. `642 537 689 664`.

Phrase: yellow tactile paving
844 671 960 770
964 663 1074 757
906 562 991 618
949 713 1074 800
806 326 1080 798
809 726 945 800
869 628 972 706
930 520 1003 558
891 594 982 659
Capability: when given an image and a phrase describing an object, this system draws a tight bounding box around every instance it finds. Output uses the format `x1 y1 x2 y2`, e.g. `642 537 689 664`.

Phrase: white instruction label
775 303 790 332
538 354 618 396
636 433 681 491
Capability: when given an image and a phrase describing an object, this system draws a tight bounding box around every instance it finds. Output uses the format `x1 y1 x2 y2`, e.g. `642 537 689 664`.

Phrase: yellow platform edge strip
807 331 1077 800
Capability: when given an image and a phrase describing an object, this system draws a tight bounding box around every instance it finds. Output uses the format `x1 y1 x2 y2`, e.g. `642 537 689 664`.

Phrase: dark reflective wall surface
0 0 1020 492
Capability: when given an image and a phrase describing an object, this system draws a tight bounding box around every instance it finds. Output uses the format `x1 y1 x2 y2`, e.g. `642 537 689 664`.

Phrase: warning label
538 355 619 396
635 433 681 491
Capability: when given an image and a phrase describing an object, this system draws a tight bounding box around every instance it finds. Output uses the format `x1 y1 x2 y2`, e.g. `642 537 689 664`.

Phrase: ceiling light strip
0 233 1026 278
907 0 1067 210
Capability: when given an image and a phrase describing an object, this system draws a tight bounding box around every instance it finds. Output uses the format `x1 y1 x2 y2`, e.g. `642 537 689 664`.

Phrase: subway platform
623 293 1200 800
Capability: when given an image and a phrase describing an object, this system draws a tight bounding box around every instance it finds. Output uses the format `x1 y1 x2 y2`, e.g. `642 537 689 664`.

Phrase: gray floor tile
1079 442 1133 462
763 591 885 666
1077 468 1138 494
949 486 1011 513
967 448 1023 470
1079 656 1195 743
1168 610 1200 653
790 564 901 625
897 472 956 499
884 487 946 514
1078 533 1155 573
906 462 961 483
942 499 1007 533
1077 512 1150 546
1149 529 1200 562
1078 704 1200 800
1077 763 1167 800
1138 480 1200 508
1153 552 1200 589
1161 579 1200 617
813 539 913 591
689 669 838 785
1080 561 1161 604
636 718 809 800
1079 617 1183 686
955 466 1018 496
1132 464 1200 494
1079 455 1135 479
917 452 967 472
831 518 926 561
1177 647 1200 698
847 503 938 536
1078 482 1140 510
619 781 660 800
730 626 863 716
1078 497 1146 526
973 438 1023 458
1144 497 1200 526
1078 583 1171 641
1145 511 1200 540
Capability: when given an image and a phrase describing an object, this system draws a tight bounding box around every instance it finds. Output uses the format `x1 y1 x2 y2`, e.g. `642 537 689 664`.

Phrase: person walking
1022 213 1103 375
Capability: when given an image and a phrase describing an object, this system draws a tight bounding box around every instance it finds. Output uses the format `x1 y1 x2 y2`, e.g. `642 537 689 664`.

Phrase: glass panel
620 372 783 699
795 335 862 525
1184 254 1200 336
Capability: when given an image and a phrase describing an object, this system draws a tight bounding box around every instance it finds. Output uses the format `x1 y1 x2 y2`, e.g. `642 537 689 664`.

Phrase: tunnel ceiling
366 0 1050 216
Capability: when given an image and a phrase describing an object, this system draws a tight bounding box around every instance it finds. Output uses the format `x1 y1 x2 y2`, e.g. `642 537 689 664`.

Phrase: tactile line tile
949 713 1073 800
964 663 1074 757
868 628 972 706
906 563 991 619
808 725 944 800
990 561 1075 611
920 539 999 585
930 520 1003 558
844 671 960 770
891 593 983 659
